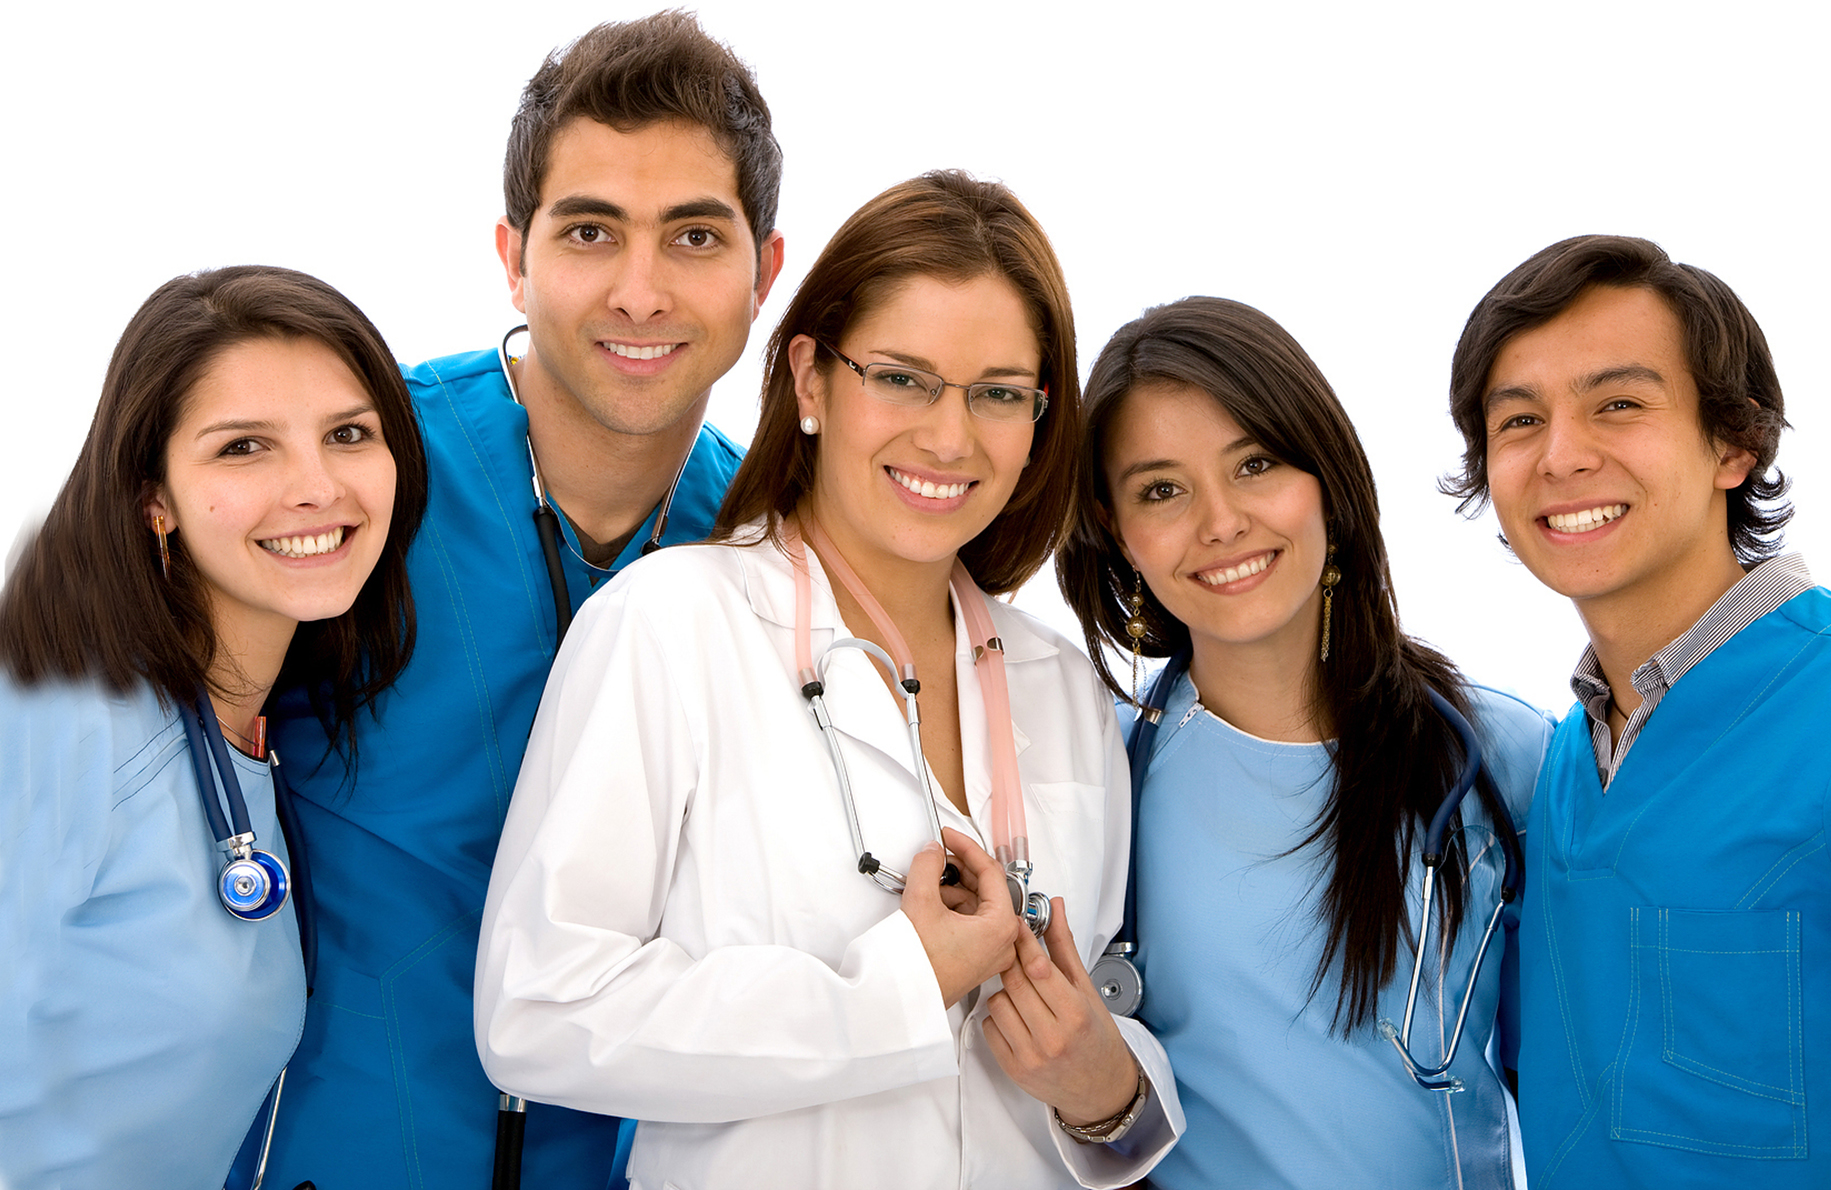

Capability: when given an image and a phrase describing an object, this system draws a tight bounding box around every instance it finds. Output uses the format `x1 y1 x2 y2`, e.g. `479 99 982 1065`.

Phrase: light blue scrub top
0 675 305 1189
264 348 743 1190
1518 590 1831 1188
1133 678 1552 1189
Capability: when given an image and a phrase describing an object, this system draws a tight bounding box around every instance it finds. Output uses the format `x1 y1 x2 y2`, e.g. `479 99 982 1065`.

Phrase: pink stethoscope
787 516 1051 936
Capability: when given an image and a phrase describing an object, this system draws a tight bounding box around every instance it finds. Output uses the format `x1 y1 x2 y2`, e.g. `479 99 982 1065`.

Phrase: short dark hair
1057 296 1516 1031
0 266 428 763
504 11 781 257
713 170 1080 594
1444 234 1789 562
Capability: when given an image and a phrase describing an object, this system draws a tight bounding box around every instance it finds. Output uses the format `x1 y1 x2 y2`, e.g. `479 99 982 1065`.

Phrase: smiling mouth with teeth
605 342 680 361
1546 504 1627 533
889 467 973 501
1195 551 1275 586
261 527 347 558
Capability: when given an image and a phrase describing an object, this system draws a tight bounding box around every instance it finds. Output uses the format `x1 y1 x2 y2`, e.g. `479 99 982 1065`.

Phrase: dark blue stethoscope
1090 647 1522 1093
179 689 317 1190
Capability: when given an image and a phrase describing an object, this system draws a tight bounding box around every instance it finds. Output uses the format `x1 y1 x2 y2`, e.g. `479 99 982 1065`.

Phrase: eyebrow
872 349 1039 382
1483 363 1668 412
545 195 739 225
193 404 376 439
1113 434 1257 483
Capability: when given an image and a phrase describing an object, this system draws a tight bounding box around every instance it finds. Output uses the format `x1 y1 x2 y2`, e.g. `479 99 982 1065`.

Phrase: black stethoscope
1090 648 1521 1093
497 326 688 648
180 689 316 1190
491 326 692 1189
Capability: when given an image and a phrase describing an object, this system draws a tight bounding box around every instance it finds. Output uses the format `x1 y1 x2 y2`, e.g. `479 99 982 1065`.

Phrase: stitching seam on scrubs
381 912 483 1190
1611 909 1645 1135
1542 790 1588 1110
1733 831 1825 910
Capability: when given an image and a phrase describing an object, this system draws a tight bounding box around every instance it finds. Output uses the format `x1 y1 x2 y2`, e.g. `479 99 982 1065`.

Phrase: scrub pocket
1612 907 1806 1159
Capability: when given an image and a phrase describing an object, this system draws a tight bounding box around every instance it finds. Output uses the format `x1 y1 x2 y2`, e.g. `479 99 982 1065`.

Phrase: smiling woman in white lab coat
475 171 1182 1189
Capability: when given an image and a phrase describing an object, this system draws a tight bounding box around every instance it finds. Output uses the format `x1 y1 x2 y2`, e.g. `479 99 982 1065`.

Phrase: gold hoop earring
1319 543 1341 662
153 515 171 580
1125 568 1148 704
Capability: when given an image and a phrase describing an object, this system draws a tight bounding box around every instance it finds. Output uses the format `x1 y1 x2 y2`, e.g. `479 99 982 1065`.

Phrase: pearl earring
799 416 819 435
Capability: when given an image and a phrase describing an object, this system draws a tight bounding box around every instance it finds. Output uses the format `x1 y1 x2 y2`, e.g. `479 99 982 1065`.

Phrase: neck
1576 545 1747 717
205 607 295 749
801 505 956 656
1185 613 1326 744
513 350 702 548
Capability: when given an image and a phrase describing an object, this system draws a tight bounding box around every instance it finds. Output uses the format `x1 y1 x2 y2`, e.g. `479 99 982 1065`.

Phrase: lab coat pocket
1612 906 1806 1159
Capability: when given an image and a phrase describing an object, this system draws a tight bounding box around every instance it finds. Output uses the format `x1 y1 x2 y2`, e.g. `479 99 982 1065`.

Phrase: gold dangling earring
1125 567 1148 705
1319 543 1341 662
153 515 171 580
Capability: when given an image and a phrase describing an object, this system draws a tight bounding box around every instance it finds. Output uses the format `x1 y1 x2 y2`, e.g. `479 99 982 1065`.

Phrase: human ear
751 231 786 316
495 218 529 314
1713 440 1758 491
142 484 175 533
788 335 827 425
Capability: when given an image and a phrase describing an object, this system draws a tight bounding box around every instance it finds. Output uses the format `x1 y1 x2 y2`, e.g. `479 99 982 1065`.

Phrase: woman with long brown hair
1058 297 1550 1189
0 265 427 1187
477 172 1181 1188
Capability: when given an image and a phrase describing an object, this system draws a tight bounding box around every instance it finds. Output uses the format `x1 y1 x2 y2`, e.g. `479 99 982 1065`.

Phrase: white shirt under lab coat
476 538 1182 1189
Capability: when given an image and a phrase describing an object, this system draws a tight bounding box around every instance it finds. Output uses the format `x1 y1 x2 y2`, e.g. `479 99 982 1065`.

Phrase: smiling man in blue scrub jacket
1444 235 1826 1188
260 14 785 1188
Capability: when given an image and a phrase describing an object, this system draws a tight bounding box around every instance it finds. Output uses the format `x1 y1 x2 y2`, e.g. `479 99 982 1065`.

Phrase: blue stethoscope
1091 648 1521 1093
180 689 316 1190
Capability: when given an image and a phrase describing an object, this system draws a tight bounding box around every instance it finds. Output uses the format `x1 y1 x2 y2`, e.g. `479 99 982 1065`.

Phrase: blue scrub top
1518 589 1831 1188
0 676 305 1189
1133 677 1552 1189
263 348 743 1190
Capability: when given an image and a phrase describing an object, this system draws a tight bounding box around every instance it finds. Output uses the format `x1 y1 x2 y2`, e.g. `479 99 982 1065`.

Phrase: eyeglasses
819 342 1048 423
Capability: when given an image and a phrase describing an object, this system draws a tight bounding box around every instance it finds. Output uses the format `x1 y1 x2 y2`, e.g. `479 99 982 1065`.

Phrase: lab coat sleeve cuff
871 908 961 1072
1050 1015 1185 1188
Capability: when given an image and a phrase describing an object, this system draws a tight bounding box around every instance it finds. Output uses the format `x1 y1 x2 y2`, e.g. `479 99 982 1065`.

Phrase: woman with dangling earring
0 267 427 1187
475 171 1183 1188
1057 297 1552 1189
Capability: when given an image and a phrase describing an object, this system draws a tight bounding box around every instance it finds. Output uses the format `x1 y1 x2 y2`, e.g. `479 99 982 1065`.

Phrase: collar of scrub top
496 325 693 647
786 514 1052 936
1098 648 1520 1094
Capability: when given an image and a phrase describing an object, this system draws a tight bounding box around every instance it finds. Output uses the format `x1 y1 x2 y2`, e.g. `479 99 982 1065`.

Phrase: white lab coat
476 538 1182 1189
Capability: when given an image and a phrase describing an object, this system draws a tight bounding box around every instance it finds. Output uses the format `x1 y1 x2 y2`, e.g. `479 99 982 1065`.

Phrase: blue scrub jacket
1518 589 1831 1188
262 349 743 1190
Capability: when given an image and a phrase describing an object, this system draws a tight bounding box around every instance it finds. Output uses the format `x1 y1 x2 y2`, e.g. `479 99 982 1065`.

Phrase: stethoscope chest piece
1091 943 1143 1018
219 841 290 920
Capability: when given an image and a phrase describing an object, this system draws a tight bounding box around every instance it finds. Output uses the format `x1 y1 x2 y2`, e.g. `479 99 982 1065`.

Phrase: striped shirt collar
1571 553 1814 786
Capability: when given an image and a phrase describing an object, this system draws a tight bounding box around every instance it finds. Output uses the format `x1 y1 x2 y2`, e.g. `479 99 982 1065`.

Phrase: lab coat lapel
738 538 926 779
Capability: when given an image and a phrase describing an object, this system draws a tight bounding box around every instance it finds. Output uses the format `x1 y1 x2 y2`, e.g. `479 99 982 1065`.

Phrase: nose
607 240 670 323
1538 407 1602 480
1195 484 1249 544
912 385 977 463
287 445 344 509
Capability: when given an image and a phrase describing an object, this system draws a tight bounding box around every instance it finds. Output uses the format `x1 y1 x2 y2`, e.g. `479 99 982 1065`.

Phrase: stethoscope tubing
1110 648 1521 1093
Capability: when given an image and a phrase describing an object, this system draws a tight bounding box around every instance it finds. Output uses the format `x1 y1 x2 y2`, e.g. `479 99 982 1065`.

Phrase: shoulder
0 674 180 829
401 348 502 399
573 542 757 639
1771 585 1831 640
1463 682 1558 822
689 421 747 477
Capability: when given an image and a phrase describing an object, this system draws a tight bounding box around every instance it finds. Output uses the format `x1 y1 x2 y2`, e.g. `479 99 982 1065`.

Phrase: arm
474 580 984 1123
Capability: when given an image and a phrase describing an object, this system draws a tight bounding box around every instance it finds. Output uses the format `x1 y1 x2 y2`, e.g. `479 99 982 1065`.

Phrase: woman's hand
902 828 1021 1008
982 897 1139 1125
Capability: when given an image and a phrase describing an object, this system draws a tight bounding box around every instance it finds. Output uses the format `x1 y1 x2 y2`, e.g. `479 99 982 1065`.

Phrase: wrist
1053 1058 1149 1144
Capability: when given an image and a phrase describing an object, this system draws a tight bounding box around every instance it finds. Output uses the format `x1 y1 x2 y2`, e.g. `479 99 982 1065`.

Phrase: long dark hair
1058 296 1516 1031
0 266 428 763
713 170 1079 594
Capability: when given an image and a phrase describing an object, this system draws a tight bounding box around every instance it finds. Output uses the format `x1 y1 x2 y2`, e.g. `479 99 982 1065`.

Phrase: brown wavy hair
713 170 1079 594
0 266 428 765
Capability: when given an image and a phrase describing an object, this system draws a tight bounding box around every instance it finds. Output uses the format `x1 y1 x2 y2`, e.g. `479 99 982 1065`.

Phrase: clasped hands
903 827 1138 1127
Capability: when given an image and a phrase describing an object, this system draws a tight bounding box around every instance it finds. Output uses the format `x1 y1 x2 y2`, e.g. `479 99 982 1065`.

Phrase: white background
4 0 1825 712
